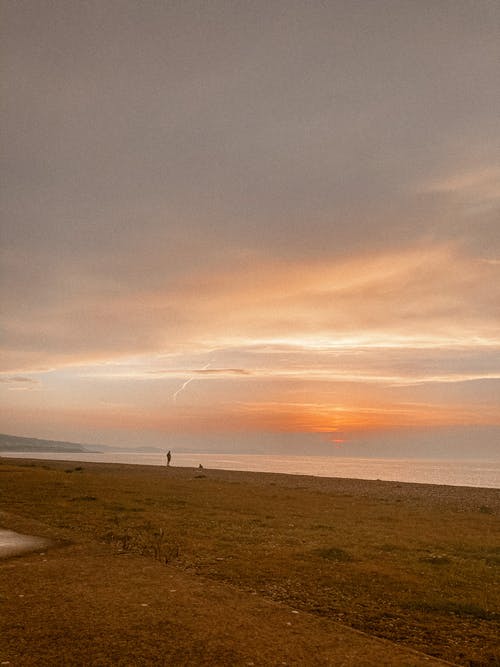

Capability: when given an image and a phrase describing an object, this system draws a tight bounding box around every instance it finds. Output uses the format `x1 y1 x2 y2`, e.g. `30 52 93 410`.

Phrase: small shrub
485 555 500 566
378 543 400 552
404 600 497 620
314 546 353 562
419 554 451 565
102 526 180 564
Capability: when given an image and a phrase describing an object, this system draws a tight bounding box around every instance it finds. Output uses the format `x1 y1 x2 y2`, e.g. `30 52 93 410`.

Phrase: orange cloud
3 242 499 374
2 242 499 443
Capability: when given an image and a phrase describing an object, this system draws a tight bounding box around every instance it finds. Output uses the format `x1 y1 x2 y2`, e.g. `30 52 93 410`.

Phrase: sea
2 451 499 489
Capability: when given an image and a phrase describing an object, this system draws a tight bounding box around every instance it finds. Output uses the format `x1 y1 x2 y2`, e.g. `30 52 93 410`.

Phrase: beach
1 458 498 666
3 450 499 488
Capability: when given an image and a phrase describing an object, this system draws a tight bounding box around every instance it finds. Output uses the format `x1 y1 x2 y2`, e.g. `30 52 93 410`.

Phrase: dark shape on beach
166 450 171 466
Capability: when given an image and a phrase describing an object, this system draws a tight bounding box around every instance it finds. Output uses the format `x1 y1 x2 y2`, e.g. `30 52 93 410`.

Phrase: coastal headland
1 458 498 666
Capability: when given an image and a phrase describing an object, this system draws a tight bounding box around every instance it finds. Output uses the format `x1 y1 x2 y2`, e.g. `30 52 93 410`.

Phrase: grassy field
1 458 498 666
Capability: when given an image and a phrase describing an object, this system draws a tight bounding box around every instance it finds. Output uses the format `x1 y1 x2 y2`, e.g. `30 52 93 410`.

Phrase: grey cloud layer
2 1 500 371
3 1 499 252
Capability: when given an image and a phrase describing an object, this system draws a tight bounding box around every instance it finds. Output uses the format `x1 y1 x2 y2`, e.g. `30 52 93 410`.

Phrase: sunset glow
1 2 499 457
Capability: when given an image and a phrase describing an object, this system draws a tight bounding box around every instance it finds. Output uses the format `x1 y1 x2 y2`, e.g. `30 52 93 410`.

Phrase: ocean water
2 451 499 489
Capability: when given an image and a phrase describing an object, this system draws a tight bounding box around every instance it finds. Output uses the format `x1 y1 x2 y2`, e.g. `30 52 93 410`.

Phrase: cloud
0 376 40 390
425 166 500 205
2 243 499 375
79 344 500 388
1 2 499 447
151 368 252 377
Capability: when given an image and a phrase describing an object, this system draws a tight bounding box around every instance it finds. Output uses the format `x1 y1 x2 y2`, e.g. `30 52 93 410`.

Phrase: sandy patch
0 529 51 559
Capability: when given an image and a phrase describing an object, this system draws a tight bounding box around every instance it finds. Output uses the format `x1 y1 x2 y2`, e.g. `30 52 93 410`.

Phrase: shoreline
2 450 499 491
3 455 500 510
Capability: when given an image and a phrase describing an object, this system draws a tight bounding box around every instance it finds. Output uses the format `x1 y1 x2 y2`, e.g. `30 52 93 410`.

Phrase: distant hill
0 433 99 453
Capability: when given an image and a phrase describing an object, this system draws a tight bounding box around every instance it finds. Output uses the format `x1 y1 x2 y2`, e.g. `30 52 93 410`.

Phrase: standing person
166 450 172 467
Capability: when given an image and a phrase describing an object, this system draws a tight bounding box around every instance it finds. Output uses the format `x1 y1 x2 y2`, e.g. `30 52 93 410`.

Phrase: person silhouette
166 450 172 466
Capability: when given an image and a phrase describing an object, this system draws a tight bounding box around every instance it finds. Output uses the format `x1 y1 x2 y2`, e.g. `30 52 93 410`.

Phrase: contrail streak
172 377 195 402
172 363 210 402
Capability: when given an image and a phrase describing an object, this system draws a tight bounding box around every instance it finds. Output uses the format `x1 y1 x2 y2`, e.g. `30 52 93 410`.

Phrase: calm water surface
2 451 499 488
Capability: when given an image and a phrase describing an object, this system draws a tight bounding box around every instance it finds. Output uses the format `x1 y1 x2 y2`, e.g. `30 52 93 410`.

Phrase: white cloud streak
172 363 211 403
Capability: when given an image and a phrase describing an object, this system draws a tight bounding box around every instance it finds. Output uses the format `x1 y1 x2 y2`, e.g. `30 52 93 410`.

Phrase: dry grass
1 458 498 666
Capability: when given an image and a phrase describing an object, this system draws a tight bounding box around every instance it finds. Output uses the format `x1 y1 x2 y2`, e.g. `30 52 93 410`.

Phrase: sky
1 1 499 458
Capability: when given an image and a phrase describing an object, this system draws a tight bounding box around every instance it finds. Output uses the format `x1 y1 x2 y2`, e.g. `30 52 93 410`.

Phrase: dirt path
1 534 453 666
